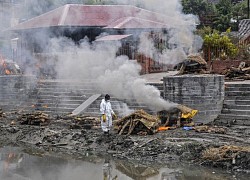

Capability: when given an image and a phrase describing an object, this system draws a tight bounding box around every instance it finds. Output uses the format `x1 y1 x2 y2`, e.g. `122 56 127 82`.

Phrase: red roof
12 4 171 30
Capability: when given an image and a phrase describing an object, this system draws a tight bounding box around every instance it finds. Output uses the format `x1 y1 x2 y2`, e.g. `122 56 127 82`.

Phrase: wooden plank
71 94 101 116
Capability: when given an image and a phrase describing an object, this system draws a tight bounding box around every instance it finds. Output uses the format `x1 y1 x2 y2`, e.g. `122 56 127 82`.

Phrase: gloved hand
102 114 106 122
112 113 117 119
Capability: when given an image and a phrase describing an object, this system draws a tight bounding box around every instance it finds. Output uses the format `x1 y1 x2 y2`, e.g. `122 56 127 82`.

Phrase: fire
5 69 11 75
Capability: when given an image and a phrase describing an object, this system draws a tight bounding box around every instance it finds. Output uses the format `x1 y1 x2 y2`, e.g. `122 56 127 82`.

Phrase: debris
114 110 159 135
18 112 50 126
202 145 250 161
222 61 250 80
194 125 227 134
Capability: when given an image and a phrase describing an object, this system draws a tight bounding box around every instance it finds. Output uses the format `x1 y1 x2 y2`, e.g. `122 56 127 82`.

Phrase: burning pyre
0 56 21 75
114 110 160 135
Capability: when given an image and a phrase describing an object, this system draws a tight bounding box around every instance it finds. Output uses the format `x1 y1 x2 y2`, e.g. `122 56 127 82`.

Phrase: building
11 4 175 74
239 19 250 44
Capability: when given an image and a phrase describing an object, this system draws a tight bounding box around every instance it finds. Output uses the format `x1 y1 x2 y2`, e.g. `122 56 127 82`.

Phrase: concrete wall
0 75 37 110
163 74 225 124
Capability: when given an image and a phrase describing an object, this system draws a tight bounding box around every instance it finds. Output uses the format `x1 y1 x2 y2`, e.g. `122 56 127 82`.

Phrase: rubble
114 110 159 135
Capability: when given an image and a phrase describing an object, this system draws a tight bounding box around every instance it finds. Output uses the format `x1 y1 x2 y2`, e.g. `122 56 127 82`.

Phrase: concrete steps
25 80 163 116
215 83 250 126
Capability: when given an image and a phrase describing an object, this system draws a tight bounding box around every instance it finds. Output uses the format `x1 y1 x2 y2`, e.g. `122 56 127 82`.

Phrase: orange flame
5 69 11 75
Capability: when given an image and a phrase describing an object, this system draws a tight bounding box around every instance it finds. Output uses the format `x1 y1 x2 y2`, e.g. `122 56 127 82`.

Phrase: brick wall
163 75 225 124
208 60 250 74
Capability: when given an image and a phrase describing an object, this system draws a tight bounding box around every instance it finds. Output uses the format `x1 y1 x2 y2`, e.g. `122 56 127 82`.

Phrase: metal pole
248 0 250 19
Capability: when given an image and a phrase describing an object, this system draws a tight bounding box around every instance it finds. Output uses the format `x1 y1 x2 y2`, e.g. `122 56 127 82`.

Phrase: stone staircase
215 83 250 126
22 80 163 116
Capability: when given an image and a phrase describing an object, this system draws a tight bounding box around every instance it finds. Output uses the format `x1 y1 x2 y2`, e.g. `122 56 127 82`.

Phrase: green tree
182 0 217 27
213 0 234 31
200 27 239 60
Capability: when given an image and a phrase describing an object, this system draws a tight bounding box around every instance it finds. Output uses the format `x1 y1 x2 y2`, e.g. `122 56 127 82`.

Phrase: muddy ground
0 110 250 175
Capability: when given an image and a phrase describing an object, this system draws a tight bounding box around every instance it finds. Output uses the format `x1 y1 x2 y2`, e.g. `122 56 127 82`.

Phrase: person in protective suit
100 94 116 134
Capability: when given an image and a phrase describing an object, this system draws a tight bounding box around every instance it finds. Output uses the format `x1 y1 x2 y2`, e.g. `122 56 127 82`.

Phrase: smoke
49 37 176 112
4 0 204 113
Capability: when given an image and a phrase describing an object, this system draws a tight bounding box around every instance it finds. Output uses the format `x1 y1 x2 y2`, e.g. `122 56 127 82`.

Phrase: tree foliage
199 27 239 59
182 0 249 32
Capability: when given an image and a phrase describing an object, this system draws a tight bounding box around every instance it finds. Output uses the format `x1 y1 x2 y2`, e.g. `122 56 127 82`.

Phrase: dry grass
202 145 250 161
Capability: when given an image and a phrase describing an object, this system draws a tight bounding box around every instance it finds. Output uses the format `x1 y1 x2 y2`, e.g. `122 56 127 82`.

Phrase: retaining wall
163 74 225 124
0 75 37 110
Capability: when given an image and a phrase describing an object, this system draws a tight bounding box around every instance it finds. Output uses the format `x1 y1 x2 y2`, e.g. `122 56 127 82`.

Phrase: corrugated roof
239 19 250 40
12 4 171 30
95 34 132 41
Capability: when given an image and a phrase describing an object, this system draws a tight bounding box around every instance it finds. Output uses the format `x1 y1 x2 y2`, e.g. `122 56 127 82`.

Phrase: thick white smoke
49 37 176 111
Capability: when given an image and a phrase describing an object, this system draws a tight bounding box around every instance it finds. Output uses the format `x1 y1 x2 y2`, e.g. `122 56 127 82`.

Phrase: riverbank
0 111 250 175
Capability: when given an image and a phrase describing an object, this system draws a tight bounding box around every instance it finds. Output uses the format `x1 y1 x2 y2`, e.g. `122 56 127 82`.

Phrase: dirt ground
0 110 250 174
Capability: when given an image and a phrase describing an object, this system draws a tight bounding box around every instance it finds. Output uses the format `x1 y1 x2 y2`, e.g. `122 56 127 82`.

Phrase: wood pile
18 112 50 126
194 125 227 134
68 115 100 129
176 55 209 75
114 110 159 135
222 62 250 80
202 145 250 161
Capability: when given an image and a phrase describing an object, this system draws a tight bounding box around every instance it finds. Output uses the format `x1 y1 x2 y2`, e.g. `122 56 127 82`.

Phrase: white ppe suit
100 99 114 132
